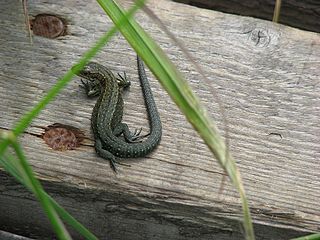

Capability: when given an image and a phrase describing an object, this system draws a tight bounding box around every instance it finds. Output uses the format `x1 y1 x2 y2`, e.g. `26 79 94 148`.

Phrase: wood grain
0 0 319 239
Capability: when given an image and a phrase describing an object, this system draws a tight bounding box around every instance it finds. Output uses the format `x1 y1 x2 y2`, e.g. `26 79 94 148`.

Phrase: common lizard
74 56 162 171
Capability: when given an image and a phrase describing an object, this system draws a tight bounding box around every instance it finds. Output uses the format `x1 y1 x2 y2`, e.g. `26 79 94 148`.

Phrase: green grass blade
0 153 99 240
0 3 145 239
47 194 99 240
10 140 71 240
291 233 320 240
0 22 118 155
97 0 255 239
12 29 116 137
0 154 22 182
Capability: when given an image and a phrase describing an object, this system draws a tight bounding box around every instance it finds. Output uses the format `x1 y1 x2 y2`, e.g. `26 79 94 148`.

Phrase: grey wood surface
0 230 33 240
0 0 319 239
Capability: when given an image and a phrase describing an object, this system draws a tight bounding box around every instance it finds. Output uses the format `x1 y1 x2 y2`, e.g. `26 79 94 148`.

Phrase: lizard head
72 62 104 80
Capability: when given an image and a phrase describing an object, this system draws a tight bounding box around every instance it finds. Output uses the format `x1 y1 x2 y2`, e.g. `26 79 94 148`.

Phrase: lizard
73 55 162 172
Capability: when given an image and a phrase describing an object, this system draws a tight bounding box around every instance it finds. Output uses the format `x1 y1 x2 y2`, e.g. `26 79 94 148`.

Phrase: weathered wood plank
0 0 319 239
0 230 33 240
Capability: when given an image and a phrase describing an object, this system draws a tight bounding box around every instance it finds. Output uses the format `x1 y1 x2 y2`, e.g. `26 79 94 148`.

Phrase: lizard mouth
72 62 99 78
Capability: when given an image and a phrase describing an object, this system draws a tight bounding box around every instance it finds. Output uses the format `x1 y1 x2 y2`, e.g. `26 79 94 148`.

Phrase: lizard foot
80 79 100 97
126 128 150 143
117 72 131 89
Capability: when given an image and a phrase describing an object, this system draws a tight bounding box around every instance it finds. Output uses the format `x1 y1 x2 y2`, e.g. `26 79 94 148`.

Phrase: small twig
272 0 282 23
22 0 33 43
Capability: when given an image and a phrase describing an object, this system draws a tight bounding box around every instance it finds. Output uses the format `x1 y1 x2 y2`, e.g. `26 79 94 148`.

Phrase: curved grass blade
9 137 72 240
0 153 99 240
96 0 255 239
291 233 320 240
0 3 143 239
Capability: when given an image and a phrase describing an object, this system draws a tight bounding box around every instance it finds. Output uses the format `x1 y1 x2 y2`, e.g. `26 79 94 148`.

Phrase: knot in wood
42 123 84 151
30 14 66 39
246 28 271 47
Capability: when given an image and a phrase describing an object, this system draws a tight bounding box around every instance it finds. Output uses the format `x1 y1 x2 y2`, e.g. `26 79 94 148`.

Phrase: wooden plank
0 230 33 240
0 0 319 239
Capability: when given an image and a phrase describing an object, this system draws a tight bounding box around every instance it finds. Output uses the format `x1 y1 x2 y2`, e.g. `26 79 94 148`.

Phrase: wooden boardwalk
0 0 319 239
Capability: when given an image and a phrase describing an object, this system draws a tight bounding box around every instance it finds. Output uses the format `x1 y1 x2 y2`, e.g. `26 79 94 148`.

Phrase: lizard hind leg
94 138 118 173
95 138 131 172
116 72 131 89
113 123 149 143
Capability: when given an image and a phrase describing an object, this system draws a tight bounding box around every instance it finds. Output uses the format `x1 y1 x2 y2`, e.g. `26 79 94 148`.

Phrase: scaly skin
74 56 162 171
